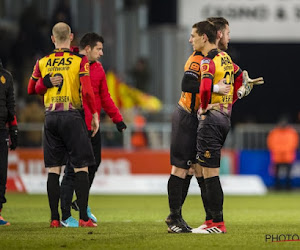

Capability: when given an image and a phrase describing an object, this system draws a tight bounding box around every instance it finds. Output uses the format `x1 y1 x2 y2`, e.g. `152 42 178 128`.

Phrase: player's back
37 48 89 112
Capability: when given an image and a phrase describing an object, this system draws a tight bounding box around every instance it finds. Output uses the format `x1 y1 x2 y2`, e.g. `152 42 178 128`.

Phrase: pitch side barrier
7 148 266 194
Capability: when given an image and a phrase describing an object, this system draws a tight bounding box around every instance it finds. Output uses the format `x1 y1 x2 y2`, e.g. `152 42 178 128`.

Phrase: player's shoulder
184 51 204 72
206 48 221 60
188 51 204 62
69 51 85 59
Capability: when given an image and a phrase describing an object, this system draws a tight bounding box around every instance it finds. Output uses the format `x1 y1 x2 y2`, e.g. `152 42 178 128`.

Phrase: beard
219 39 228 51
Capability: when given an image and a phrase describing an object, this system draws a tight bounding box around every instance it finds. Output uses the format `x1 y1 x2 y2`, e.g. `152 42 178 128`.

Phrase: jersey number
224 71 234 85
54 73 64 95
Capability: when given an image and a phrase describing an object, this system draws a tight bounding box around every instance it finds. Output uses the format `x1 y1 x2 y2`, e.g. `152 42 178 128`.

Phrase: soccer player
193 20 240 234
190 17 244 232
165 22 231 233
0 59 18 226
28 22 99 227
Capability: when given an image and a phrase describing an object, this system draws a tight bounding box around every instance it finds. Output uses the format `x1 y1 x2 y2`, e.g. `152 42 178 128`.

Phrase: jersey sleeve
181 54 202 93
80 56 96 115
99 66 123 123
232 63 243 104
79 56 90 77
28 60 42 94
200 58 215 109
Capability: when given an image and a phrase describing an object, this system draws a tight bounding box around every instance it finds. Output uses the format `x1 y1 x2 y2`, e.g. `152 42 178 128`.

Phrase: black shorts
196 110 230 168
43 110 95 169
170 105 198 169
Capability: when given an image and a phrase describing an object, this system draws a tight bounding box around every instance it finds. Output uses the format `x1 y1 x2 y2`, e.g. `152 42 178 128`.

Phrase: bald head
52 22 71 43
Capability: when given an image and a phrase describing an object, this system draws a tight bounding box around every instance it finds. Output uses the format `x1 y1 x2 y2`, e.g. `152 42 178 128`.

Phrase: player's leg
72 129 100 222
60 162 78 227
47 167 62 227
0 130 10 226
193 110 230 234
62 111 96 227
89 129 101 188
193 163 213 229
44 113 67 228
181 167 193 211
167 105 197 233
166 165 191 233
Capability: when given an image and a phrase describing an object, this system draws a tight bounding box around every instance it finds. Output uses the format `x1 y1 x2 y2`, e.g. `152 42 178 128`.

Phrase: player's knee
202 167 219 179
48 166 61 175
74 166 88 173
171 165 188 179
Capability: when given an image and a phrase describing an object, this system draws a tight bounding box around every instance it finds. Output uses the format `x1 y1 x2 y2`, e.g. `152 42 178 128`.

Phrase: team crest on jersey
84 62 90 72
201 63 209 72
189 62 200 72
204 150 211 158
0 75 6 84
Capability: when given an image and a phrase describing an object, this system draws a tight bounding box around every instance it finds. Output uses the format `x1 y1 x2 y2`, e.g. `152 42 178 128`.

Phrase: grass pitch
1 192 300 249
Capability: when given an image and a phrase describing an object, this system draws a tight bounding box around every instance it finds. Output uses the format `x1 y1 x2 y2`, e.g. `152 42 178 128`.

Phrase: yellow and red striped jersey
31 48 89 112
200 49 235 116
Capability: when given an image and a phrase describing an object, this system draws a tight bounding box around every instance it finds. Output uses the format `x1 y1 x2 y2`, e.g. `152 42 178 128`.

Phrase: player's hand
116 121 127 132
197 103 219 119
216 78 231 95
91 113 99 137
50 75 63 87
9 126 18 150
43 74 63 88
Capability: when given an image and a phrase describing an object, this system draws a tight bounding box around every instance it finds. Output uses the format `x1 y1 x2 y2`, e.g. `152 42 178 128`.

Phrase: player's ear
70 33 74 42
217 30 223 39
51 35 55 44
85 45 91 53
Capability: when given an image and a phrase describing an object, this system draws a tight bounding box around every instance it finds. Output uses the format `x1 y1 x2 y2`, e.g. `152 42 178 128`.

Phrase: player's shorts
196 110 230 168
43 110 95 169
170 105 198 169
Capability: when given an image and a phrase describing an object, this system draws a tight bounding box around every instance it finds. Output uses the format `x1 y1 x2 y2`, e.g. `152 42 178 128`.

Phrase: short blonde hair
52 22 71 43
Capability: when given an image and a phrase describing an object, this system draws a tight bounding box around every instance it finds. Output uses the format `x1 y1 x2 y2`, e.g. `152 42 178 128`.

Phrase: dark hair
192 21 217 44
79 32 104 50
206 17 229 32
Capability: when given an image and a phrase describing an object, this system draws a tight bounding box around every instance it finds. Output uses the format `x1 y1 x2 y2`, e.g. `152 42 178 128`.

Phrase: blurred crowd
0 1 163 149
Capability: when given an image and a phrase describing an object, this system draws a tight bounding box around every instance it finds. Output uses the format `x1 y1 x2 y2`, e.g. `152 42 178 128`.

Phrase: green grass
1 193 300 249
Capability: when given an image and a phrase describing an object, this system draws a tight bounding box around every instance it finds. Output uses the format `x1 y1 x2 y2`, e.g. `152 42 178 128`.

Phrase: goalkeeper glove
237 70 264 99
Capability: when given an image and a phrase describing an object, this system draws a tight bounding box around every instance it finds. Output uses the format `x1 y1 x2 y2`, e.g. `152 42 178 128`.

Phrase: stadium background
0 0 300 193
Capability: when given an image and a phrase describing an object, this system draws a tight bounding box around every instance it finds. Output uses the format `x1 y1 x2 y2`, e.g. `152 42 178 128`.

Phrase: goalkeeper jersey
31 48 89 112
178 51 203 113
200 49 235 117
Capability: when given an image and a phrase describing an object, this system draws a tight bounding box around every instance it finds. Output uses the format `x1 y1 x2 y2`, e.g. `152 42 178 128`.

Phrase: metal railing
17 122 300 150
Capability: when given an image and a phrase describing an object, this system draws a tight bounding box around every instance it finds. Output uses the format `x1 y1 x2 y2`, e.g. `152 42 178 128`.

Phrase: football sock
204 176 224 223
60 174 75 221
168 174 184 217
181 174 193 207
47 173 60 221
74 171 90 221
196 176 212 221
88 171 96 189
